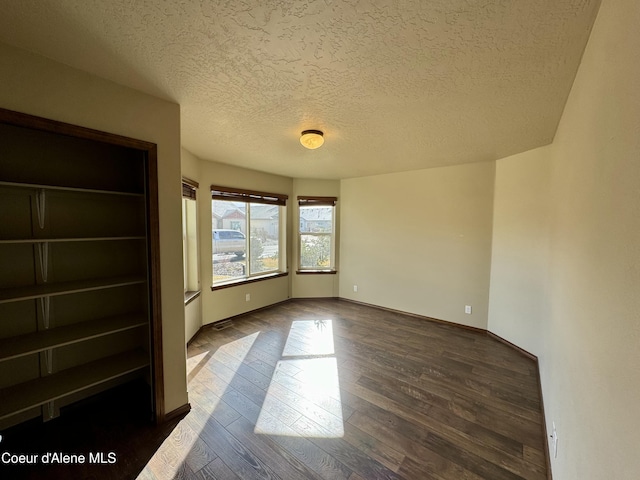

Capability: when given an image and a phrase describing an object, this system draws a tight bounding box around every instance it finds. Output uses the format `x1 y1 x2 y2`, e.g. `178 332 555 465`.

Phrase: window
211 185 287 286
182 178 200 301
298 196 337 272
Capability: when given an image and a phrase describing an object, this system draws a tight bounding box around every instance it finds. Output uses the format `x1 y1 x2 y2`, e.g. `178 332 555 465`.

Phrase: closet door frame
0 107 165 423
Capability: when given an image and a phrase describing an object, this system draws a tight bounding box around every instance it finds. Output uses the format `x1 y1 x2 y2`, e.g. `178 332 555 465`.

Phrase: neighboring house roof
223 208 245 219
212 202 233 219
213 201 280 221
212 201 246 220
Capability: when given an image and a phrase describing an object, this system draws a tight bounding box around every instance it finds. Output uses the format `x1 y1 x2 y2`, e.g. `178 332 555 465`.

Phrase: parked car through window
213 229 246 257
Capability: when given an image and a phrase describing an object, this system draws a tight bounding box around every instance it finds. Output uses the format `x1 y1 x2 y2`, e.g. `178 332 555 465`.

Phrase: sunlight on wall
255 320 344 438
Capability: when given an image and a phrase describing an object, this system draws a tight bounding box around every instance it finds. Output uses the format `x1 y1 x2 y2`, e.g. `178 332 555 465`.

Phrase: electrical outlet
464 305 472 314
551 422 558 458
245 293 250 302
353 285 358 292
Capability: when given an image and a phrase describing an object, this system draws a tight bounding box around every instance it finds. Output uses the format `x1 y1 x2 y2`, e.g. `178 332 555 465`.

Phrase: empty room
0 1 638 479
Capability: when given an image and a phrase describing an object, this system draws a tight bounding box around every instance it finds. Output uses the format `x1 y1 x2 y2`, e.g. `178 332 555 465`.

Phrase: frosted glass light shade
300 130 324 149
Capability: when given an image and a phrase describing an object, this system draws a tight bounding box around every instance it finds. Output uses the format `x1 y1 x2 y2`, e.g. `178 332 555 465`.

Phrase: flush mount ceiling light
300 130 324 149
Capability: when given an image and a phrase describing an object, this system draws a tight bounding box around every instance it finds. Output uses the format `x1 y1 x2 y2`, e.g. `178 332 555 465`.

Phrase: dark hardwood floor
1 299 548 479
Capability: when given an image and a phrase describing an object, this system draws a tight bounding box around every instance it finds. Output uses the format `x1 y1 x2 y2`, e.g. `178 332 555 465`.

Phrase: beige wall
196 156 293 324
292 178 341 298
339 162 495 329
488 0 640 477
0 43 188 413
488 146 552 355
184 296 202 343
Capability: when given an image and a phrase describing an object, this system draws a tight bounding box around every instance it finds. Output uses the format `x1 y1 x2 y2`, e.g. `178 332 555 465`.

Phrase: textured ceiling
0 0 600 179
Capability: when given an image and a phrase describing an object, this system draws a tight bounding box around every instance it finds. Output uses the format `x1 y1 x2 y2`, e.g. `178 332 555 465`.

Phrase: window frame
211 185 288 289
297 196 337 274
182 177 201 303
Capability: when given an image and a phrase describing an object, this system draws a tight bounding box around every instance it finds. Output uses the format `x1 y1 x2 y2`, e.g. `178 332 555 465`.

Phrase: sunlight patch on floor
282 319 334 356
186 350 208 376
187 331 260 378
255 320 343 438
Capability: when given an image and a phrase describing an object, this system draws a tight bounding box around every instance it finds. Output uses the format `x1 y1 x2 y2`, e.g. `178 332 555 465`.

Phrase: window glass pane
183 197 199 292
300 205 333 270
300 206 333 233
212 195 285 284
300 234 331 269
250 203 279 274
212 200 247 283
182 198 188 291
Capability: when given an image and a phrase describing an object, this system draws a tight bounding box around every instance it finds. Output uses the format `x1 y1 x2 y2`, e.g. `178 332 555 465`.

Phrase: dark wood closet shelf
0 349 150 420
0 313 148 362
0 276 146 304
